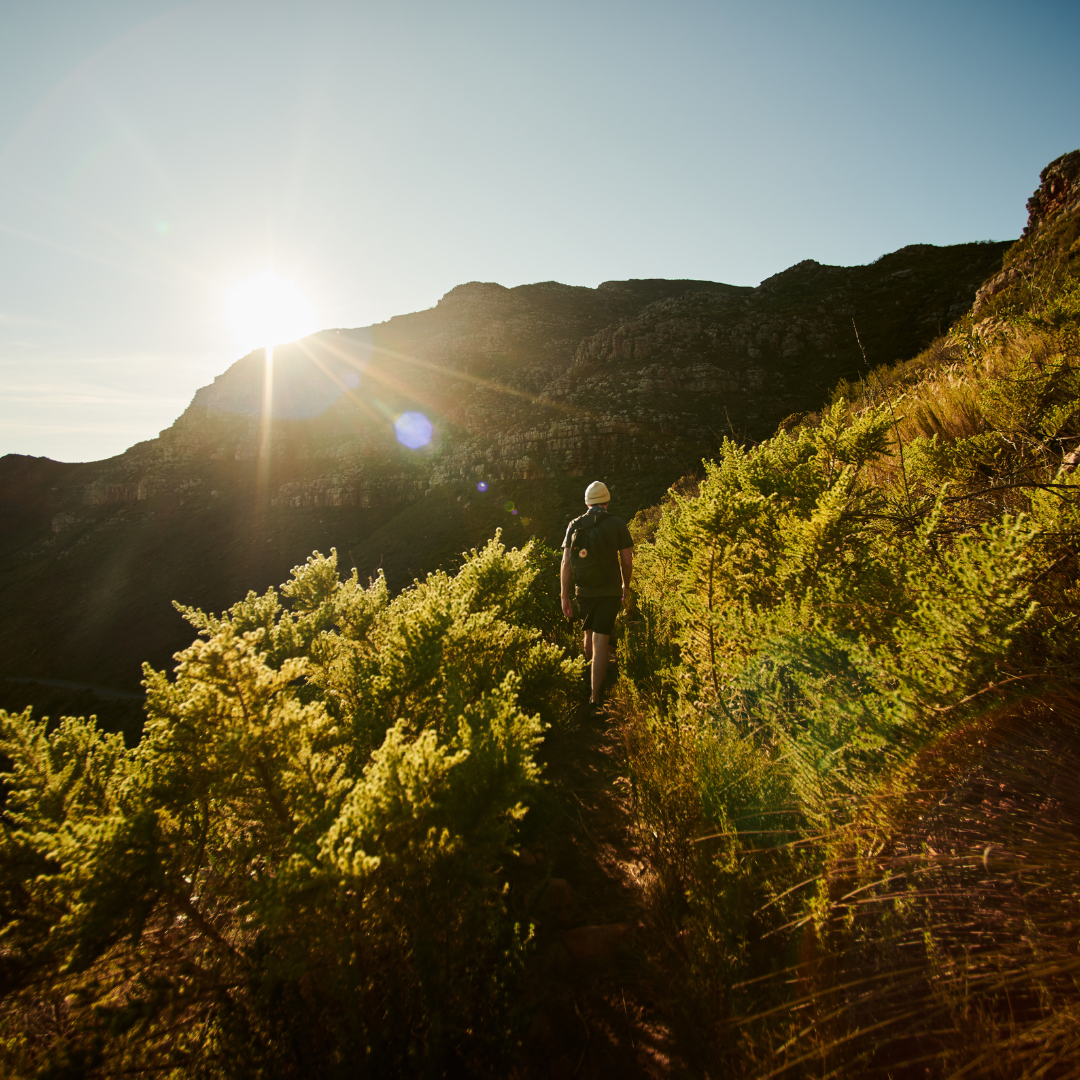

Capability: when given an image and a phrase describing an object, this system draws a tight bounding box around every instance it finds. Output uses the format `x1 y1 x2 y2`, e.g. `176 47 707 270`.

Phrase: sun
224 270 318 352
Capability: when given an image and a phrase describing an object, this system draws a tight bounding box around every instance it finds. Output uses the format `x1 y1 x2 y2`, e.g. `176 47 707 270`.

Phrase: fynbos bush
0 536 580 1077
616 332 1080 1072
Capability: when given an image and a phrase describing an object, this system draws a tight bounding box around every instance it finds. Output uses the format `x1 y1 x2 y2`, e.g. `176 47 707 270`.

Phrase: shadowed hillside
0 244 1008 692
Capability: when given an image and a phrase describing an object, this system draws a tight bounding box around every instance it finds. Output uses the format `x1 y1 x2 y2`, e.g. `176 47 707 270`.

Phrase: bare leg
583 629 593 662
590 632 610 704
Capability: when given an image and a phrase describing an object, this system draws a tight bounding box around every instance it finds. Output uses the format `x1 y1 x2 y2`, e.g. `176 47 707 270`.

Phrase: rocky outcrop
5 243 1009 528
975 150 1080 314
1023 150 1080 240
5 242 1012 535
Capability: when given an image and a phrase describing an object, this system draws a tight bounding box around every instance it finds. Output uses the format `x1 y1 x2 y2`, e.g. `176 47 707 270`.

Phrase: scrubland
613 195 1080 1075
3 178 1080 1077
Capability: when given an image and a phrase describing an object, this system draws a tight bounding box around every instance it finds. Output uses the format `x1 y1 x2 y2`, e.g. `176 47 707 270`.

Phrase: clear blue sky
1 0 1078 461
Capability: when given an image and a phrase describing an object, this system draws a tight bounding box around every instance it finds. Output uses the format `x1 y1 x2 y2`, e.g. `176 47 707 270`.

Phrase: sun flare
224 270 318 352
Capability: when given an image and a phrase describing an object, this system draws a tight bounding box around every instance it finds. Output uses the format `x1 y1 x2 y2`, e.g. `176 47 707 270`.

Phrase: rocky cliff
0 243 1010 691
975 149 1080 315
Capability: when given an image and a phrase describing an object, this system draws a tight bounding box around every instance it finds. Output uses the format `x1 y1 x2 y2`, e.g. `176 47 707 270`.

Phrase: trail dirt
507 666 676 1079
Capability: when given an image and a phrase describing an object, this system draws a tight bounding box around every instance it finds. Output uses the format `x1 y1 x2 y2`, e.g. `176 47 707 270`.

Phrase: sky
1 0 1078 462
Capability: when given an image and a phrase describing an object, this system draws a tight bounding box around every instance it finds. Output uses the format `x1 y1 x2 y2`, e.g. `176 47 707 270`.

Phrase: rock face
0 244 1009 690
974 149 1080 314
1023 150 1080 240
43 245 1002 510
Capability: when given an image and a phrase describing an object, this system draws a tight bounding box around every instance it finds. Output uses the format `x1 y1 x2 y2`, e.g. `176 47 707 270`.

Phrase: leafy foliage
0 536 580 1077
614 214 1080 1074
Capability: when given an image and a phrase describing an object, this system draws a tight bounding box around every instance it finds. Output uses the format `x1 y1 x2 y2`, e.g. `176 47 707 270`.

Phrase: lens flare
477 481 488 492
394 411 433 449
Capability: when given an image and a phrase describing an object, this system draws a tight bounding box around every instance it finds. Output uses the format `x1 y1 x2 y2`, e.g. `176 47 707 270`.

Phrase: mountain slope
0 242 1009 691
613 148 1080 1077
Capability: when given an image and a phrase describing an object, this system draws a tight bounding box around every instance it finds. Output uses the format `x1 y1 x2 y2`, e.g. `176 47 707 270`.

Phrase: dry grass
827 318 1080 520
738 690 1080 1078
609 688 1080 1078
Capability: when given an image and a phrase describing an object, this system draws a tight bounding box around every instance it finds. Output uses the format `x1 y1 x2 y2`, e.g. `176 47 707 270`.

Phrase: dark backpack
568 510 616 589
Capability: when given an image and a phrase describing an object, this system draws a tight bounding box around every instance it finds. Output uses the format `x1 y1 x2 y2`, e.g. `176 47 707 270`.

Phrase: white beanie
585 481 610 505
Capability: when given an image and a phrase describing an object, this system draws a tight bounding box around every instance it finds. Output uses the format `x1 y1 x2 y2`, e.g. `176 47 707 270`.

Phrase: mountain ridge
0 240 1011 692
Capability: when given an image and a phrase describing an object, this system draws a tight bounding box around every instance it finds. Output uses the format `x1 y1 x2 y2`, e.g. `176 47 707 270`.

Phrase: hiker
561 481 634 708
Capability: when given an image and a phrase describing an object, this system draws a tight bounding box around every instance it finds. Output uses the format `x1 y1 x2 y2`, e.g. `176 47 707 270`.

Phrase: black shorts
577 595 622 637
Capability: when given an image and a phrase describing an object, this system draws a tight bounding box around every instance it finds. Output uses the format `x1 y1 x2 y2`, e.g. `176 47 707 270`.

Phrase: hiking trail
508 669 677 1079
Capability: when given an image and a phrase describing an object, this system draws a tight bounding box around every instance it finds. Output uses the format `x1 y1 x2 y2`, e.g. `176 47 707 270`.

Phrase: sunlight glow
224 271 318 353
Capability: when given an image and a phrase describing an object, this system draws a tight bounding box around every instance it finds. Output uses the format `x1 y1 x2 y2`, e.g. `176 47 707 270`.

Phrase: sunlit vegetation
614 186 1080 1075
0 540 580 1076
3 161 1079 1077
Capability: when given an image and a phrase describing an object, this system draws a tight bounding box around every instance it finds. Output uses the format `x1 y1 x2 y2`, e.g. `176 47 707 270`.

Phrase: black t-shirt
562 508 634 597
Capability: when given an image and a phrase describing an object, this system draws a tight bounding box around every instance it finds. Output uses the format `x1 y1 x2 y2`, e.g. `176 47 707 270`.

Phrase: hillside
2 152 1078 1080
611 148 1080 1075
0 243 1008 693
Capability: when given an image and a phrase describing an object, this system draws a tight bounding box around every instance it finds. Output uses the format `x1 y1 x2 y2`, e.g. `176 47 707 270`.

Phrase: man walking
561 481 634 708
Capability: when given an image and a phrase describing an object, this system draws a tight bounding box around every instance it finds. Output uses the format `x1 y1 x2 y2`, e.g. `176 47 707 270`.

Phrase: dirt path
507 685 676 1079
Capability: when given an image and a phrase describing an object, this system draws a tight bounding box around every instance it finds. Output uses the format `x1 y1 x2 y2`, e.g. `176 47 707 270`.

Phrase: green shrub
615 331 1080 1071
0 536 580 1078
